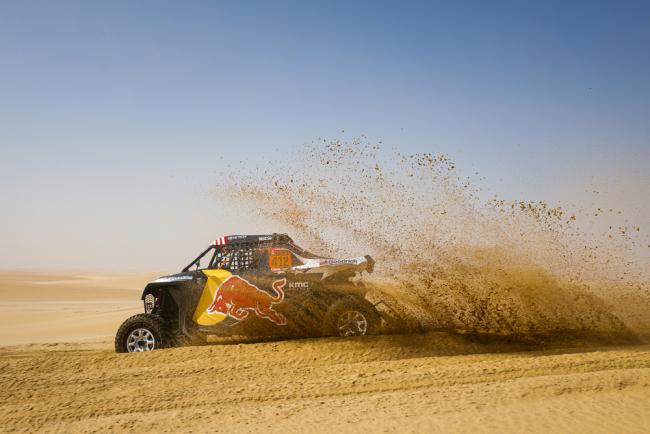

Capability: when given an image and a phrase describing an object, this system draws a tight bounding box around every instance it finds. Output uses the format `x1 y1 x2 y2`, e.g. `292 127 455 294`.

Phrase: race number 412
269 250 292 270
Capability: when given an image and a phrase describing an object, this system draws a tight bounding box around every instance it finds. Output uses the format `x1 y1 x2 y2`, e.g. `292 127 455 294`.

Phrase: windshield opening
182 246 216 272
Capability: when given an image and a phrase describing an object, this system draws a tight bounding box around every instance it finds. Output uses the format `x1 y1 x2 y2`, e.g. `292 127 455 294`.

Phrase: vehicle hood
149 273 196 284
142 271 203 296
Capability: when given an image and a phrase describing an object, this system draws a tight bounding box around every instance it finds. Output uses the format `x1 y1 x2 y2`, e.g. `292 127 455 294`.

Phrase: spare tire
323 297 381 337
115 313 168 353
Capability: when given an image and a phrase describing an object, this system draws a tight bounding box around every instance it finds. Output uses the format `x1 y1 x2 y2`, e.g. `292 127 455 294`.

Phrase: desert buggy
115 234 382 352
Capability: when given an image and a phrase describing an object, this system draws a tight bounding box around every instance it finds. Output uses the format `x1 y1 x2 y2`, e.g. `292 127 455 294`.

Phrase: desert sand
1 271 649 433
0 271 157 345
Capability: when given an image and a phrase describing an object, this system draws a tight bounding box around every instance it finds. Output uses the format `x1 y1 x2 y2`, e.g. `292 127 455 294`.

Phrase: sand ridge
1 334 649 433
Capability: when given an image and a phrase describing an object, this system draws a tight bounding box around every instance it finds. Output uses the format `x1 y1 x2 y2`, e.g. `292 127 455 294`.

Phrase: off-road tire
115 314 169 353
280 294 330 338
323 297 381 337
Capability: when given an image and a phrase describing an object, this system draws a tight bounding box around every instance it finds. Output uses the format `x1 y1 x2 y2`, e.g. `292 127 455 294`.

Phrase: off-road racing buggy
115 234 381 352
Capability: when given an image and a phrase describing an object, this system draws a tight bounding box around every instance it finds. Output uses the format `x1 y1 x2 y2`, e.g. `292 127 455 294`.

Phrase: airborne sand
1 271 649 433
226 138 650 338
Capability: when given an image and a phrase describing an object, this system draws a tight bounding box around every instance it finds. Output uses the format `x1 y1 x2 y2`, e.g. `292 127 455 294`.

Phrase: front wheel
323 297 381 337
115 314 169 353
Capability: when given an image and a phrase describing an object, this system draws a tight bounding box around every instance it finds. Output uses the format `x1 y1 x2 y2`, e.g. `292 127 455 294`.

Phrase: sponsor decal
288 281 309 289
206 276 287 326
193 269 232 326
258 235 273 241
320 258 362 265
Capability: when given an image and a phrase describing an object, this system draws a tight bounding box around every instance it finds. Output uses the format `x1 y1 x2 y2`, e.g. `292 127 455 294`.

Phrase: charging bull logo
206 276 287 325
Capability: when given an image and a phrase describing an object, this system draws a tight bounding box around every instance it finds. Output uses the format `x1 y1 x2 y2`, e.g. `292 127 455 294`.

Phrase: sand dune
0 271 649 433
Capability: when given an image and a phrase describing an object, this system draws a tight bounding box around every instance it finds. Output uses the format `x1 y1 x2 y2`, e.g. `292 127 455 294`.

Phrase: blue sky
1 1 648 270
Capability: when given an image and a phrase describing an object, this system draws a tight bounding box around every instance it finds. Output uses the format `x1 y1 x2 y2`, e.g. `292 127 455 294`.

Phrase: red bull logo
207 276 287 325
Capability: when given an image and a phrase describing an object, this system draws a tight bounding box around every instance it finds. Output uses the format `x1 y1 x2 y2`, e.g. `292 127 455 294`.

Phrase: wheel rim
337 310 368 336
126 328 156 352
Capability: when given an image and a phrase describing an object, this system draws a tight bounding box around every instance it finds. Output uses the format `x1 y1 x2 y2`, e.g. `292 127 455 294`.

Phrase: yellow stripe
192 269 233 326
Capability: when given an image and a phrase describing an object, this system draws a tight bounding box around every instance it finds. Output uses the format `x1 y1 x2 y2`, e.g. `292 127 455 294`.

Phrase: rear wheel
115 314 168 353
323 297 381 337
279 293 331 337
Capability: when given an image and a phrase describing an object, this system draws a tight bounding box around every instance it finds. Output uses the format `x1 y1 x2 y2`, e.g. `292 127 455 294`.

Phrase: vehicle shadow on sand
198 328 646 363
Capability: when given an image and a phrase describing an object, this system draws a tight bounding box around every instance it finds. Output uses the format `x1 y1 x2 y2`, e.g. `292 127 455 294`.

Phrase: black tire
323 297 381 337
279 294 330 338
115 314 169 353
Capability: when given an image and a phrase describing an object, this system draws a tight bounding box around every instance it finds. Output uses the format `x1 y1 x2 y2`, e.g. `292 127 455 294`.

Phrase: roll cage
181 233 322 273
